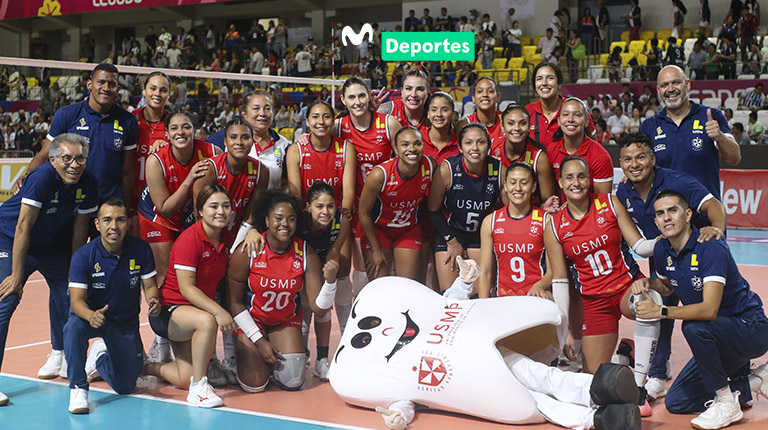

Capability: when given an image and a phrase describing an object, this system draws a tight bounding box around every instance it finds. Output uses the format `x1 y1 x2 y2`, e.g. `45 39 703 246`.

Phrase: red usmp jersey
491 206 547 296
372 156 433 228
297 135 347 206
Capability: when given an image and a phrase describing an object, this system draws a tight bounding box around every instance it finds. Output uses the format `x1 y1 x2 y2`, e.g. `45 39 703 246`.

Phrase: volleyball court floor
2 229 768 430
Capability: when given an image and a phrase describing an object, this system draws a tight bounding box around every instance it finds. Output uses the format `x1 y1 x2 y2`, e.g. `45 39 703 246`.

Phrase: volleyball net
0 56 343 144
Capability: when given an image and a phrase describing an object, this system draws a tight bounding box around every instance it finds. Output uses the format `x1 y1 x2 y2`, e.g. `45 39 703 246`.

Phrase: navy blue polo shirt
617 166 714 238
639 102 730 200
47 100 138 200
653 227 763 318
0 162 98 247
69 235 156 327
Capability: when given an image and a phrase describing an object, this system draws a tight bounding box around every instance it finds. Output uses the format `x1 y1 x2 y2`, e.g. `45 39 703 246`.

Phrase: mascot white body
328 276 566 424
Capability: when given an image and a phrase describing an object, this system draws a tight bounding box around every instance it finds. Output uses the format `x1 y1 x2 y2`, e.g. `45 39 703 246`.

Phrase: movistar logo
341 23 373 47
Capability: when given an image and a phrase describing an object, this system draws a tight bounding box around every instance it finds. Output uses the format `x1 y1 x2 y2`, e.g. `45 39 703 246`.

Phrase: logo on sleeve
113 120 124 134
691 276 703 291
129 259 141 270
76 189 85 200
654 126 666 140
76 118 89 131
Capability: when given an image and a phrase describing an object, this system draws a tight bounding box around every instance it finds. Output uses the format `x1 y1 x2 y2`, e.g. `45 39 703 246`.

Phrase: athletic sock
716 385 734 401
633 320 660 387
317 346 329 360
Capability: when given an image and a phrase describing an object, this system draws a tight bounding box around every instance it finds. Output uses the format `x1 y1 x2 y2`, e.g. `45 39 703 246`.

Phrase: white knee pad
237 375 268 393
629 289 664 322
272 353 307 391
315 310 332 323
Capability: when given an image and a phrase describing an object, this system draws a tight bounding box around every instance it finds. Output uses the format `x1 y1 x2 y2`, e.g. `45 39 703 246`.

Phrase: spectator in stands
688 41 707 79
443 61 457 86
559 6 572 30
643 38 663 81
466 16 479 36
665 37 685 68
607 105 629 139
698 0 711 34
627 107 642 133
15 123 36 152
480 13 497 37
549 11 564 39
268 49 279 76
580 8 596 55
539 28 558 63
354 56 371 78
405 10 420 32
457 62 477 87
480 30 495 70
745 0 760 25
619 92 635 114
738 8 757 59
740 83 766 111
504 21 522 64
732 122 752 145
274 19 288 59
718 33 737 80
598 1 611 52
747 111 765 143
742 43 762 77
166 41 182 69
251 45 264 76
158 26 173 49
720 15 738 40
420 8 434 31
224 24 240 51
586 94 598 111
672 0 687 39
501 8 516 56
607 46 623 82
591 107 602 123
144 26 158 53
295 44 313 77
273 105 291 130
701 43 719 79
565 30 582 83
594 118 612 145
204 25 217 57
625 0 642 41
435 7 453 31
724 108 735 127
217 103 235 127
600 95 615 120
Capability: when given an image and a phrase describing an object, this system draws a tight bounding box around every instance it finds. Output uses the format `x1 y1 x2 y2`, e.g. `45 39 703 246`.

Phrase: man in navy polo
0 133 98 405
64 197 159 414
616 132 727 401
639 65 741 200
18 63 138 207
633 190 768 430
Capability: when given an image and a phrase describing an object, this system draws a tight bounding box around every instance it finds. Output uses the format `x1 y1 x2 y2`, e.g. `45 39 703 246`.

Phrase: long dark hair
500 104 547 153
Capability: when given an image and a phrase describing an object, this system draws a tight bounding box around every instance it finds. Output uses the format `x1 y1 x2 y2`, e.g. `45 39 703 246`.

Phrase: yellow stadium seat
620 53 634 66
510 68 528 84
477 70 495 79
493 47 504 58
599 54 609 66
647 39 668 51
28 78 39 88
522 45 537 61
681 28 692 40
657 29 673 42
492 58 507 70
609 41 627 53
640 30 655 41
278 127 294 141
519 36 532 46
628 40 646 56
387 63 396 73
621 31 630 43
506 57 524 69
474 61 484 70
636 54 648 66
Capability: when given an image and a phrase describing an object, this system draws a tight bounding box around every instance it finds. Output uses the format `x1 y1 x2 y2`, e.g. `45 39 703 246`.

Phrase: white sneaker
85 339 107 383
0 390 8 406
645 377 668 400
752 361 768 399
220 357 238 385
690 392 743 430
38 350 64 379
207 358 227 386
59 356 68 379
313 357 330 381
147 338 172 363
187 376 223 408
68 388 89 414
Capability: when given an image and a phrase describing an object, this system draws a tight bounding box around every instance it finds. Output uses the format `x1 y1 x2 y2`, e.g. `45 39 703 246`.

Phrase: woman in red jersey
544 156 657 412
428 124 502 291
139 111 219 286
478 162 551 299
378 68 430 131
193 116 270 250
336 77 401 295
549 98 613 195
131 71 171 233
227 191 336 392
146 184 236 408
455 77 504 143
526 62 594 152
285 101 355 378
359 127 435 280
421 92 459 164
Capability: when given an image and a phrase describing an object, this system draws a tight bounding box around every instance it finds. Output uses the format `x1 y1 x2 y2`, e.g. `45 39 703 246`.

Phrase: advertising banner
562 80 762 106
719 169 766 229
1 0 237 20
0 158 29 204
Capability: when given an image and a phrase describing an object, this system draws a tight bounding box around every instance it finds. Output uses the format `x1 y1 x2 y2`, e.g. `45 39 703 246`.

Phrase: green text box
381 32 475 61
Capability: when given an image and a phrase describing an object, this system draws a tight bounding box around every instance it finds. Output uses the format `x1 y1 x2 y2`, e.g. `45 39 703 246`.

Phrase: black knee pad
590 363 639 406
594 403 641 430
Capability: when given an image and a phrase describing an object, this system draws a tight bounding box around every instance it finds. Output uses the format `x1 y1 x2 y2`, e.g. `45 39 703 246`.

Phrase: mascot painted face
328 276 567 424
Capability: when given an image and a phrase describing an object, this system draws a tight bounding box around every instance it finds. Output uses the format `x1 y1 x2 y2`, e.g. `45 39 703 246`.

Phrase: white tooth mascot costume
329 258 641 430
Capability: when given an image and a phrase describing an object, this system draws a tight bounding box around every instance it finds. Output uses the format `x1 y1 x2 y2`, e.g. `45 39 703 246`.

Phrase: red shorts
581 290 626 336
364 224 422 251
139 215 179 243
234 309 303 336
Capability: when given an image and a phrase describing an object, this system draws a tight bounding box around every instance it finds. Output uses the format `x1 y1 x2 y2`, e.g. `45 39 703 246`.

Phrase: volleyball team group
0 60 767 430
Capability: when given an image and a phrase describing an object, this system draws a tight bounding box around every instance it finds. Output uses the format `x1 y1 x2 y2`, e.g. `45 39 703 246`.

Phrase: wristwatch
660 305 668 319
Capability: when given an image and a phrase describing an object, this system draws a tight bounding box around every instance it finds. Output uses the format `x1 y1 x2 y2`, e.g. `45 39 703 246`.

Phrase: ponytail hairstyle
338 77 371 118
552 97 589 142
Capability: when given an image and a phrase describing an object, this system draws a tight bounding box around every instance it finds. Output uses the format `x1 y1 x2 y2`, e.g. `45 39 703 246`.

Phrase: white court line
4 322 150 352
0 372 375 430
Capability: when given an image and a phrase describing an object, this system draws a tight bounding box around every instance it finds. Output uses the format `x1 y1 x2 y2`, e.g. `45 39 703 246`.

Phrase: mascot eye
358 316 381 330
351 332 372 349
